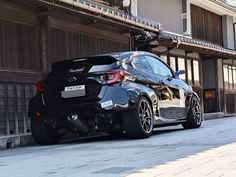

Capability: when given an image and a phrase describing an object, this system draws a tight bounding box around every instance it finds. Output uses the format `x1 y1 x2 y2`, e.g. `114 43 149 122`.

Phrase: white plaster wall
137 0 183 34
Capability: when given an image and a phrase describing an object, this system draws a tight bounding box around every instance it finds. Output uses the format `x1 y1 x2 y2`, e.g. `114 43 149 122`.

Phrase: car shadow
60 127 185 145
153 127 184 135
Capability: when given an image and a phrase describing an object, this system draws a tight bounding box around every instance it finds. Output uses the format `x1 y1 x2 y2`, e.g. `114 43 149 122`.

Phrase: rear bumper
98 86 129 110
28 85 130 118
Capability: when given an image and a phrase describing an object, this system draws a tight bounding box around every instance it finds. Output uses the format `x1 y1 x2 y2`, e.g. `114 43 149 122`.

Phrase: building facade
133 0 236 115
0 0 161 148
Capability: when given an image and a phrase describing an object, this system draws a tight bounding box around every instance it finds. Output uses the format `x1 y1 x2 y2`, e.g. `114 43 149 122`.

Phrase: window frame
186 59 193 84
193 59 200 86
223 64 236 91
169 56 177 72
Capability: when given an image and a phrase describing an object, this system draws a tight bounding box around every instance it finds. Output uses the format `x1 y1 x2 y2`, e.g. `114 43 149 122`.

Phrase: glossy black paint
29 51 200 133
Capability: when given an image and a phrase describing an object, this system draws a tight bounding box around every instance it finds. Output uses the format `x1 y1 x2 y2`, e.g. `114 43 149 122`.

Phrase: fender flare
127 88 157 110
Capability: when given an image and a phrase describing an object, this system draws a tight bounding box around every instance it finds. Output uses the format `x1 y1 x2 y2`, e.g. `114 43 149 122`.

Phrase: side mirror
176 70 185 76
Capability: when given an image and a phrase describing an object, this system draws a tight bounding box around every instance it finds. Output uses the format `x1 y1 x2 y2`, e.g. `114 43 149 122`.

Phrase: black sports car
29 51 202 145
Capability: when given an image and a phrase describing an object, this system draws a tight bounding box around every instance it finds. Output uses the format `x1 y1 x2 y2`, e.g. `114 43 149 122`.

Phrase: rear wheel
122 97 154 139
182 96 202 129
31 118 61 145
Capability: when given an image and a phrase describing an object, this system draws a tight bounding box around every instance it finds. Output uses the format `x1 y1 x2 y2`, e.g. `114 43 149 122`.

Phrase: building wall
137 0 236 114
191 4 223 45
137 0 183 34
0 1 130 138
0 1 39 136
49 16 129 64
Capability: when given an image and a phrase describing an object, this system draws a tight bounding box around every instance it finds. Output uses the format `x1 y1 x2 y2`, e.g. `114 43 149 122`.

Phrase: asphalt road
0 117 236 177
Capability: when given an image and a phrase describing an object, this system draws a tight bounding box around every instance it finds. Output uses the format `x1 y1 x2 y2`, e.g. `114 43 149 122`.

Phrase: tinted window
145 56 173 77
132 56 153 74
132 56 155 81
51 56 119 76
88 63 118 72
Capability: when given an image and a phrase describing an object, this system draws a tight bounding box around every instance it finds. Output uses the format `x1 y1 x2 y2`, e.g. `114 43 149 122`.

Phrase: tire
31 118 61 145
122 97 154 139
182 96 202 129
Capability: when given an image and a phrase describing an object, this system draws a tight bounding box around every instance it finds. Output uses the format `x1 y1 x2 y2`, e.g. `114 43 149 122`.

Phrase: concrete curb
203 112 225 120
0 134 35 150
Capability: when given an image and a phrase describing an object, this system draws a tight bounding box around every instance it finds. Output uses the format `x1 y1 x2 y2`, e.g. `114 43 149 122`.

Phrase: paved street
0 117 236 177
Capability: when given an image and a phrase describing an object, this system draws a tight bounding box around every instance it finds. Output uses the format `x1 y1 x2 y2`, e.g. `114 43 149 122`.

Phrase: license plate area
61 85 86 98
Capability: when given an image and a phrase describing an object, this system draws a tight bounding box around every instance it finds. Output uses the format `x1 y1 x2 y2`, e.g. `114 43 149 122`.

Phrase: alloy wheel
192 98 202 125
138 99 153 133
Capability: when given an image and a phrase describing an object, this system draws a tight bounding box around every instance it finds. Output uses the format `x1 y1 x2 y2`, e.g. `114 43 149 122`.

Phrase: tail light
35 80 45 92
35 112 41 118
106 71 129 84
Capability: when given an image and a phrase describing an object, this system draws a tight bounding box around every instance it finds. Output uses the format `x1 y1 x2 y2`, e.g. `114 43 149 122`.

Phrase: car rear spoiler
51 55 119 70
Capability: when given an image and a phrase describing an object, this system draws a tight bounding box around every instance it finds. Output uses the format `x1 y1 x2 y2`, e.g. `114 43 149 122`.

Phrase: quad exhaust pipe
67 114 88 133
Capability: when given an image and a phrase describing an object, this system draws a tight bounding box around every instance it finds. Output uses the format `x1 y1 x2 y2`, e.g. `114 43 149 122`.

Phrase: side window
132 56 153 74
132 55 155 81
145 56 173 77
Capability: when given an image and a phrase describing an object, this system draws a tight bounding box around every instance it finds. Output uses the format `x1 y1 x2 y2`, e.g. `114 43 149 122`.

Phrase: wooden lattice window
0 19 40 71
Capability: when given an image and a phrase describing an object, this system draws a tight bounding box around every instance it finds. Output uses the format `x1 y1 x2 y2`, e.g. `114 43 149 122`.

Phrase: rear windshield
50 56 120 76
88 63 118 72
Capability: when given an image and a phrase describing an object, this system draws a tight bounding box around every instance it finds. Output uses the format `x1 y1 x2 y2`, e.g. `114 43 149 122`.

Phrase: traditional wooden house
135 0 236 116
1 0 236 148
0 0 161 148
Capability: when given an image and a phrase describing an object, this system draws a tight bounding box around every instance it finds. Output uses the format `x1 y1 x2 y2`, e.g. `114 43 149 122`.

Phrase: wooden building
136 0 236 116
1 0 236 148
0 0 161 147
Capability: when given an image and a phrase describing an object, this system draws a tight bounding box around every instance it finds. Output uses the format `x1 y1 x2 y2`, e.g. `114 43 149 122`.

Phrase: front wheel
31 118 61 145
122 97 154 139
182 96 202 129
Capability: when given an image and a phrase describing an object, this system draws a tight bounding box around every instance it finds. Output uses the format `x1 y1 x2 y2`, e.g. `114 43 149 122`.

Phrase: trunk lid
43 56 120 106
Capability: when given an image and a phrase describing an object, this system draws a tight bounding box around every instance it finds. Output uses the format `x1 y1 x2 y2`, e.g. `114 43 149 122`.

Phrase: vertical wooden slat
4 84 10 135
2 20 39 71
22 84 27 134
50 27 129 62
191 4 223 45
13 83 19 135
0 84 6 135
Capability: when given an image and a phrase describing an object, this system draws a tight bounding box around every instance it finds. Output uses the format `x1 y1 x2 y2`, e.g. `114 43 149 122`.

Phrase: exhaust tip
67 114 79 121
67 113 89 133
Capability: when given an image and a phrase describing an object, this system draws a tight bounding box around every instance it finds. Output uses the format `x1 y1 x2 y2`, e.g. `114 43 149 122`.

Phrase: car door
145 55 188 120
